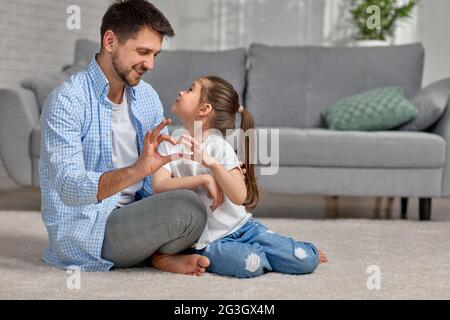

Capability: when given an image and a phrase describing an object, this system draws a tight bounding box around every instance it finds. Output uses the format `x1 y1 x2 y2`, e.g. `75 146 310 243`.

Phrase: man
40 0 210 275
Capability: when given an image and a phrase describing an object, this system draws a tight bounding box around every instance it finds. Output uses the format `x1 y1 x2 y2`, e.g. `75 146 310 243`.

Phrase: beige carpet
0 210 449 300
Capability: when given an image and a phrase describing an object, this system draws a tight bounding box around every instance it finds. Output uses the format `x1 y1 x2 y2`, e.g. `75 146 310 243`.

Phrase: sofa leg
400 197 408 220
385 197 394 219
419 198 432 221
373 197 382 219
326 196 339 218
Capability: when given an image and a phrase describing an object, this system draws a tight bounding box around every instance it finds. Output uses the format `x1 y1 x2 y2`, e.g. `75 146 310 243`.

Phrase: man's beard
111 52 141 86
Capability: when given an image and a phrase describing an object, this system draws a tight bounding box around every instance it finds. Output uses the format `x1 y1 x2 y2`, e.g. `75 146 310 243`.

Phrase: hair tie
238 105 244 113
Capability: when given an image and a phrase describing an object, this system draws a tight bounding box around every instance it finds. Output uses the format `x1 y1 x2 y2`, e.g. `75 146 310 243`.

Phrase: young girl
151 76 327 278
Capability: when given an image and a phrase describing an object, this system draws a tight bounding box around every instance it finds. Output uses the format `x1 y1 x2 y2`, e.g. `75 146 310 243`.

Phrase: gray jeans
101 189 207 268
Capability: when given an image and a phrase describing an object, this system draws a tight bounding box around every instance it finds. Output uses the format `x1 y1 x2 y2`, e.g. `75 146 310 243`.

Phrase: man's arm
97 165 144 202
42 89 179 205
42 92 103 207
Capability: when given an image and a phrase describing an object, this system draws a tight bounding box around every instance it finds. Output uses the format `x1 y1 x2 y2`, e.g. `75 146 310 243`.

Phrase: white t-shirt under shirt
108 91 143 207
158 129 252 249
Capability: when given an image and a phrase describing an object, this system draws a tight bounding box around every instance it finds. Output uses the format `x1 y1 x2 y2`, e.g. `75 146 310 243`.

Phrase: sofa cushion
31 127 40 159
400 78 450 131
246 43 424 128
74 38 99 64
21 75 67 112
142 48 247 125
261 128 445 168
21 60 88 111
321 87 417 130
31 126 445 169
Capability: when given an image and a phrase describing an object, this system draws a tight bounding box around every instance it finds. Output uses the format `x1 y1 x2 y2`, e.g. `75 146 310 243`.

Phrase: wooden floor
1 160 449 221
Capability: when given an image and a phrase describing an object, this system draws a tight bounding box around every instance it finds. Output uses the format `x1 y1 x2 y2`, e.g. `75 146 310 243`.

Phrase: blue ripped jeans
188 219 319 278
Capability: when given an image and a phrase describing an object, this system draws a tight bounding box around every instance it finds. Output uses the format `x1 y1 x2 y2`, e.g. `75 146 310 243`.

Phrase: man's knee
157 190 207 255
167 189 207 235
176 189 207 223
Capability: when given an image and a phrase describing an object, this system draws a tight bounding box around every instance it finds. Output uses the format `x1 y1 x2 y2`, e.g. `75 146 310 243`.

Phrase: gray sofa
1 39 450 220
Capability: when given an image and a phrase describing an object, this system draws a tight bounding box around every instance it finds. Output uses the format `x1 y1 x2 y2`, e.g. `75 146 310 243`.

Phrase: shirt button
106 132 110 137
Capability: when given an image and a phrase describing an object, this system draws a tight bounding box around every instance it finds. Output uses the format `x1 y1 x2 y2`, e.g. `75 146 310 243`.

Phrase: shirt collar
87 54 137 101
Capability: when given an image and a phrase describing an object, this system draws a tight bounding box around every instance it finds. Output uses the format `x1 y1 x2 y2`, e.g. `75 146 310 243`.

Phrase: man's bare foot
150 252 210 276
318 249 328 264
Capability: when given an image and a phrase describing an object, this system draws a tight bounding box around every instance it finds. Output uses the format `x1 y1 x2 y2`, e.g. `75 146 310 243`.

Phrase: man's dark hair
100 0 174 46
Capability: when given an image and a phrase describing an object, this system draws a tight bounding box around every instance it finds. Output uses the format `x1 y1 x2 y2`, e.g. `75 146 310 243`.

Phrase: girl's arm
180 134 247 206
152 167 225 210
152 167 208 194
207 163 247 206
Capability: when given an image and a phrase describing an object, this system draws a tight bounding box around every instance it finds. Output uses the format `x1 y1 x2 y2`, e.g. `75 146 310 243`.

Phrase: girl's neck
184 121 212 141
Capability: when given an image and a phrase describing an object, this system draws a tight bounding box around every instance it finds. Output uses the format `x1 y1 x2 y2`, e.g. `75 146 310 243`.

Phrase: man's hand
134 118 181 178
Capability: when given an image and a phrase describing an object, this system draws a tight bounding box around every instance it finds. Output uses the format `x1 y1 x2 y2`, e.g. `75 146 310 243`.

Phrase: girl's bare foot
318 249 328 264
150 252 210 276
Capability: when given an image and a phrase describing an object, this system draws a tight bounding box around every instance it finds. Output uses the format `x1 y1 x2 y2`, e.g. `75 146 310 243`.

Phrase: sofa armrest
0 85 40 187
429 80 450 197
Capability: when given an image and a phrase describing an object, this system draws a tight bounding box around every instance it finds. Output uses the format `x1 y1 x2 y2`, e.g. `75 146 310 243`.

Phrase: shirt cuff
83 171 103 204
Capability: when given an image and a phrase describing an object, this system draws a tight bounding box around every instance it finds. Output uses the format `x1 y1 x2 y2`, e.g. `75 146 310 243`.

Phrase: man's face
111 27 163 86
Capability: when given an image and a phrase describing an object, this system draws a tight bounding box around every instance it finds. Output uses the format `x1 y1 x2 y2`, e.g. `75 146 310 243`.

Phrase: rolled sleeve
59 170 103 206
42 92 103 207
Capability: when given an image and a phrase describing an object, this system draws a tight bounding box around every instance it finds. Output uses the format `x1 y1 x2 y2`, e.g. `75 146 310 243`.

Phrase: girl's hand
202 174 224 211
179 134 218 168
239 161 247 179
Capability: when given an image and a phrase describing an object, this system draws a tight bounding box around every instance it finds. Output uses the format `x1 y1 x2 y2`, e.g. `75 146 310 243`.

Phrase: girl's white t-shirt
158 130 252 249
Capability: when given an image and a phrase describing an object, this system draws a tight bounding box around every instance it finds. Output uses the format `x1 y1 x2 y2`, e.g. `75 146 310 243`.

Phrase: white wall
157 0 450 86
154 0 326 50
393 0 450 85
0 0 109 85
0 0 448 87
417 0 450 86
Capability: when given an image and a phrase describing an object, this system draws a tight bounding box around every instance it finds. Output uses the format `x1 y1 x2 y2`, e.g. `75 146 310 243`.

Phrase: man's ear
102 30 118 54
198 103 213 117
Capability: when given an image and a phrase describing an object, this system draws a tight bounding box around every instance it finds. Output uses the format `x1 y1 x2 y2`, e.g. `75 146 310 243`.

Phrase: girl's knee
238 252 267 278
292 243 319 274
206 245 270 278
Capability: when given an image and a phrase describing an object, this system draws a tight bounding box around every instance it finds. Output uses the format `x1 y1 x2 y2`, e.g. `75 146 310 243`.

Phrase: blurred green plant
350 0 419 40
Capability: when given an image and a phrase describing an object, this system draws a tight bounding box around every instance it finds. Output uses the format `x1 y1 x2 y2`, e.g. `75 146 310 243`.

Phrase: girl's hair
199 75 259 210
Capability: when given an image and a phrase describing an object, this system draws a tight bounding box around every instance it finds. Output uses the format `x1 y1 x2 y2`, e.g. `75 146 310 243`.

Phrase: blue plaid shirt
40 57 166 271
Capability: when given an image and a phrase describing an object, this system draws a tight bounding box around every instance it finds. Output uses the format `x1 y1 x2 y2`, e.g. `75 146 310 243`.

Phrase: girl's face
171 80 203 125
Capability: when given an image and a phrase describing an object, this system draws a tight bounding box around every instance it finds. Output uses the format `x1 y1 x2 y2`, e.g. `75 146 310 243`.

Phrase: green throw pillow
321 87 418 131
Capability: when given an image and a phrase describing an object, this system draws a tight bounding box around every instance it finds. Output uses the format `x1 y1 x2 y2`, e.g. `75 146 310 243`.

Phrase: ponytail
240 107 259 210
198 76 260 210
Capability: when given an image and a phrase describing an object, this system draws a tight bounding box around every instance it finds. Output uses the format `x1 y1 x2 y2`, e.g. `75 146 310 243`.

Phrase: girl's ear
198 103 213 117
